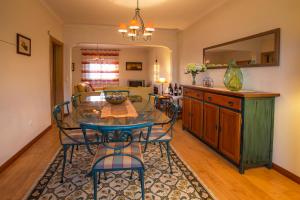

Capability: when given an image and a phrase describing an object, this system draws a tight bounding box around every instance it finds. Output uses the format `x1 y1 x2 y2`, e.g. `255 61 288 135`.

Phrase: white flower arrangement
185 63 207 75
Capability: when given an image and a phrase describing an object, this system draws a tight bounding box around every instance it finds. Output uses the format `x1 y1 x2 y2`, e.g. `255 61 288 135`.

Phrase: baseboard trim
272 163 300 184
0 125 53 173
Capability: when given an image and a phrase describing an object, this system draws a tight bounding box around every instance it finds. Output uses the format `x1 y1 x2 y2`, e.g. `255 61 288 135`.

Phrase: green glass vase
224 61 243 91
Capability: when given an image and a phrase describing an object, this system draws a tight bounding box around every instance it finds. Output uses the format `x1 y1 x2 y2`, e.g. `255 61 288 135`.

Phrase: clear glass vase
224 61 243 91
192 73 197 85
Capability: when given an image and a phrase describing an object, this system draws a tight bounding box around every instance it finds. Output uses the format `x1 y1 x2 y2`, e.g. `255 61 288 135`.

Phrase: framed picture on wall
16 33 31 56
126 62 142 70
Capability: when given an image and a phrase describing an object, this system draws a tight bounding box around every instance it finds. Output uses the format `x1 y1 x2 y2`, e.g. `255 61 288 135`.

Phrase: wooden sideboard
182 85 280 173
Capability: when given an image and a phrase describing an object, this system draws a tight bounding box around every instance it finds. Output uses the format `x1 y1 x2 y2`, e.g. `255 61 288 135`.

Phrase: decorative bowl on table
105 93 127 105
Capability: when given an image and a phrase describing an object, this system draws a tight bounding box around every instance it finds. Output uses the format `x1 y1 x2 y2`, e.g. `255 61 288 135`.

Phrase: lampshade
129 19 140 30
159 77 166 83
145 22 155 32
118 23 128 33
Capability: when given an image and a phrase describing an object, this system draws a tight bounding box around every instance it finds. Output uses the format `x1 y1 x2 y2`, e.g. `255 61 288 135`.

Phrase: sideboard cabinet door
182 97 191 130
219 108 242 164
191 99 203 138
203 103 219 149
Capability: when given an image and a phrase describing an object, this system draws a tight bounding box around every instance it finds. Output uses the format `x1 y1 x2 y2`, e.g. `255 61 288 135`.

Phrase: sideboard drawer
183 88 203 100
204 93 242 111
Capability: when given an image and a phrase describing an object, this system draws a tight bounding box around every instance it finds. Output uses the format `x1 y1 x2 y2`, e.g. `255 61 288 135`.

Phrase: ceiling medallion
118 0 155 41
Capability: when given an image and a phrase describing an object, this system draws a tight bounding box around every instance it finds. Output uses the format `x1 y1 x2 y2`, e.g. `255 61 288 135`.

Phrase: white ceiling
43 0 228 29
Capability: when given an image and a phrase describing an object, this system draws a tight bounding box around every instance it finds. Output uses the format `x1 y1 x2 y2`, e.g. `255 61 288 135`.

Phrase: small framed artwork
16 33 31 56
126 62 142 70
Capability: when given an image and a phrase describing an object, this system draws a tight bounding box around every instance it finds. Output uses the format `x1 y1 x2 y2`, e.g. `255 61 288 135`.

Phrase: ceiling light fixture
118 0 155 41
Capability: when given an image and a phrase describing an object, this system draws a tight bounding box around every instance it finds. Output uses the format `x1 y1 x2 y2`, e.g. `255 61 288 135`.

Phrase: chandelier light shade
118 23 128 33
118 0 155 41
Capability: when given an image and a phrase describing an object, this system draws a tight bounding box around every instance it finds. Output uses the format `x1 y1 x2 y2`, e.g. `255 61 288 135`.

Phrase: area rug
26 144 215 200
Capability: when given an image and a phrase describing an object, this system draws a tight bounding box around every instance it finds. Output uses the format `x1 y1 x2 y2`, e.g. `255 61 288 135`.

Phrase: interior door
219 108 242 164
53 45 63 106
191 99 203 138
50 36 64 121
203 103 219 149
182 97 191 130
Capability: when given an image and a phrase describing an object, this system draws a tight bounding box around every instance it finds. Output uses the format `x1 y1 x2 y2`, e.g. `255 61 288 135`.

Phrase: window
81 49 119 88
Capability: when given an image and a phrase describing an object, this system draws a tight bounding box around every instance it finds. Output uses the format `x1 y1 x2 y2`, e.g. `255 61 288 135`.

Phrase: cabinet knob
228 101 234 106
208 96 212 101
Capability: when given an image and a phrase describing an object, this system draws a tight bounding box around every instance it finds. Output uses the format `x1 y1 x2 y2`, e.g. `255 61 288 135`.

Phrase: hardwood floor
0 121 299 200
0 127 60 200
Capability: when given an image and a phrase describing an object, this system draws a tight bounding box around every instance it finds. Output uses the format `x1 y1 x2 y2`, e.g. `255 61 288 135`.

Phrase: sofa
74 83 153 102
104 86 152 102
73 82 102 100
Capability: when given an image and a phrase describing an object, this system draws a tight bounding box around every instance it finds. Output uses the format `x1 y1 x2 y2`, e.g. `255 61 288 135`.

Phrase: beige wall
178 0 300 176
0 0 63 165
148 47 172 83
148 47 172 93
63 24 178 101
119 48 150 86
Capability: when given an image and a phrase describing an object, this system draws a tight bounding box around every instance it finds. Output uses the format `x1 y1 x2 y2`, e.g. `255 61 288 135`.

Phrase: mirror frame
203 28 280 69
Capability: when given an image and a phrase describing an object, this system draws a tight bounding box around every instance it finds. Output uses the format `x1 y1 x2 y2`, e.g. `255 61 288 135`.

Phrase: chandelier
118 0 155 41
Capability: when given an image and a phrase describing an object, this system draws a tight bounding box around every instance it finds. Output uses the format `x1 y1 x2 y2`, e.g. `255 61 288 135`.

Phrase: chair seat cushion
61 129 98 144
135 126 171 141
92 142 143 170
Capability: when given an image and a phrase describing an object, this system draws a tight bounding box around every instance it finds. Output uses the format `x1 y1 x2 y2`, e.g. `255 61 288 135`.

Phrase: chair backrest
147 93 159 107
71 94 81 109
81 122 153 169
81 122 153 145
53 101 84 145
52 101 70 126
162 101 179 138
104 90 130 97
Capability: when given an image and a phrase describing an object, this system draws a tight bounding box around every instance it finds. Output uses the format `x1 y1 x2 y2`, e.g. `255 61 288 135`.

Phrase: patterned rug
26 144 214 200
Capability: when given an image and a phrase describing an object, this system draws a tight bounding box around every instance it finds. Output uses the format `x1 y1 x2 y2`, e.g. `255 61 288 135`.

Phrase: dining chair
71 94 81 109
103 90 130 97
53 101 99 183
137 101 179 174
80 122 153 200
147 93 159 107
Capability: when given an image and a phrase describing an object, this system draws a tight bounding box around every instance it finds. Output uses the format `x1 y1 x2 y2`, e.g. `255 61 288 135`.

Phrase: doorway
50 36 64 121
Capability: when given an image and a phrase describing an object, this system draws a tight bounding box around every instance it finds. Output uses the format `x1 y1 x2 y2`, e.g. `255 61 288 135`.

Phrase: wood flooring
0 121 299 200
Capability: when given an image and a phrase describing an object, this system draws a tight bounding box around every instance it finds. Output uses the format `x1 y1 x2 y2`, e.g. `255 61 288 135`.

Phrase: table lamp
158 77 167 95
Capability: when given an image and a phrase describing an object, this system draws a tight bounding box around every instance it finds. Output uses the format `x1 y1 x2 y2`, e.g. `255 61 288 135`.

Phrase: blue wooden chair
53 101 99 183
137 101 179 173
103 90 130 97
71 94 81 109
80 122 153 200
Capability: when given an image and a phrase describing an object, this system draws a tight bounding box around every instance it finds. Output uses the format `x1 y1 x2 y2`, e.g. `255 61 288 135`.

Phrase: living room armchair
73 82 102 100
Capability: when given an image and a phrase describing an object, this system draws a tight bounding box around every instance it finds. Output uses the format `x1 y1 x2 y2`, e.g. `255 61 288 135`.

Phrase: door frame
49 35 64 121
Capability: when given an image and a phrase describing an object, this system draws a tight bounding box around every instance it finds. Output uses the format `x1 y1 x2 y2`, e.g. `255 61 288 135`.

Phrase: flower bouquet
185 63 207 85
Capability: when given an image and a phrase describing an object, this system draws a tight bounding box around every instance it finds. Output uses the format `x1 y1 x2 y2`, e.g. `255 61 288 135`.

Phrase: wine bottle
174 83 178 96
168 83 173 95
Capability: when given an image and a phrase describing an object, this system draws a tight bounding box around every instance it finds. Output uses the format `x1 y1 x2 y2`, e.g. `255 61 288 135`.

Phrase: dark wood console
182 85 280 173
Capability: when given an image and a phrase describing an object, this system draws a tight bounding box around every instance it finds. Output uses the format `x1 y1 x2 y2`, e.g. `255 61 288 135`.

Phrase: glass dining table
63 95 170 128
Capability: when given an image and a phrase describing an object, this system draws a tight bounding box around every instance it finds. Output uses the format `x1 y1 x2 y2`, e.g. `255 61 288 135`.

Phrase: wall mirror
203 28 280 69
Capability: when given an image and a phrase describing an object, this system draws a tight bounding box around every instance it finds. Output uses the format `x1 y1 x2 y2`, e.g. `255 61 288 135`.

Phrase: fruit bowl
105 93 127 105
